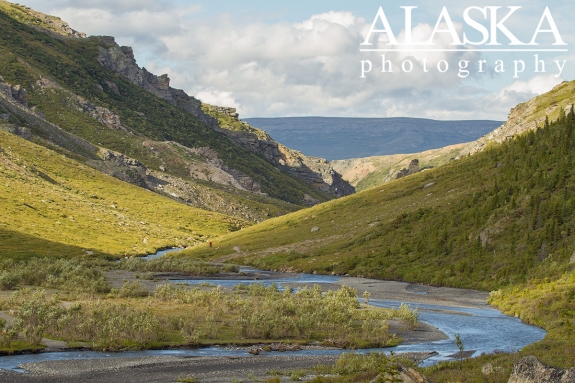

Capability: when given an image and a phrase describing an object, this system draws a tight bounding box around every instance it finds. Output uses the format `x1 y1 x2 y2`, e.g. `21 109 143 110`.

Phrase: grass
0 281 412 352
179 95 575 377
0 5 332 208
0 130 244 258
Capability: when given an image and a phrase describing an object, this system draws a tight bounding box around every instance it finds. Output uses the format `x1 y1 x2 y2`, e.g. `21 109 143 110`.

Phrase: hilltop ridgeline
333 82 575 192
96 37 354 199
0 0 358 226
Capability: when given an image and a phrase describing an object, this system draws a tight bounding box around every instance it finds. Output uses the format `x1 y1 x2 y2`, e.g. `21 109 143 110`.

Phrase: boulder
508 356 575 383
397 159 420 179
370 363 432 383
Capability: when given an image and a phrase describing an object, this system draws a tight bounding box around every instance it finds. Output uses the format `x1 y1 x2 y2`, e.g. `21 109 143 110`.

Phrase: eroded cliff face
96 37 354 199
0 74 276 221
209 113 355 197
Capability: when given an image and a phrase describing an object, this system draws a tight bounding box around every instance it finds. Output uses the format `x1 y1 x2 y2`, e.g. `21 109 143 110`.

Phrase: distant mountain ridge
244 117 503 161
332 81 575 192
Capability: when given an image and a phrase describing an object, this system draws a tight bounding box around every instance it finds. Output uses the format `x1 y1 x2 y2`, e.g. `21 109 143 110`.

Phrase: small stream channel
0 248 546 371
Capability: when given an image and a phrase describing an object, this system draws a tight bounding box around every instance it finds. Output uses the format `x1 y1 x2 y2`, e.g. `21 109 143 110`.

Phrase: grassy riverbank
0 258 425 353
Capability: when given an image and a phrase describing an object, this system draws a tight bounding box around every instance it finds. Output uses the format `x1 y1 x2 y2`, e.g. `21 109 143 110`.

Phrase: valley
0 1 573 382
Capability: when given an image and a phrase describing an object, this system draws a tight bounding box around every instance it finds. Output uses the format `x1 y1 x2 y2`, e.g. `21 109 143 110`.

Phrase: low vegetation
0 130 245 259
184 107 575 293
306 352 416 383
118 257 239 275
0 280 417 352
0 257 111 293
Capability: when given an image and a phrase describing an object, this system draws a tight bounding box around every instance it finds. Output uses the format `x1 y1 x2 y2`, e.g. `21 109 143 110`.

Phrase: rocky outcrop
508 356 575 383
78 98 129 132
95 37 354 199
370 363 433 383
397 159 420 179
185 145 263 194
0 125 31 140
0 77 28 107
90 149 150 189
0 1 86 39
95 38 207 121
203 104 240 120
217 126 354 197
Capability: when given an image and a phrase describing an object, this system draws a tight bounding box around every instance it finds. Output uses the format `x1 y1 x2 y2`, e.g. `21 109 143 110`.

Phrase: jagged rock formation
96 37 354 198
78 98 129 132
215 124 354 197
508 356 575 383
203 104 240 120
0 75 279 221
397 159 420 179
89 149 149 189
96 38 208 123
0 76 28 107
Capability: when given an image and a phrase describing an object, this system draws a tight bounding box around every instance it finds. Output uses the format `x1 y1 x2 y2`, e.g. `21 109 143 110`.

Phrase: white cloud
17 1 573 120
491 74 564 107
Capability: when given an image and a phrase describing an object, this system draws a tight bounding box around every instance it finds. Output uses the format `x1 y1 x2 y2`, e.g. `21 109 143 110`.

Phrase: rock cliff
396 159 420 179
96 37 354 199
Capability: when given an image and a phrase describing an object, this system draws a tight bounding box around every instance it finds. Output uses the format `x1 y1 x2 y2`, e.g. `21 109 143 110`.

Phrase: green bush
119 281 150 298
10 288 162 350
0 271 20 290
0 258 111 294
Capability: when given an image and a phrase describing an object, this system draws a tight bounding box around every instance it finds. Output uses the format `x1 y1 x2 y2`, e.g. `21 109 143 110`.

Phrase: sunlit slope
333 143 466 192
0 130 245 259
183 111 575 291
334 81 575 192
0 5 330 210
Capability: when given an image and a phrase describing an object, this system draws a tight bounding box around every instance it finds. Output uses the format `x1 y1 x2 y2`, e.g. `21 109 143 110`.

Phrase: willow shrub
10 289 162 350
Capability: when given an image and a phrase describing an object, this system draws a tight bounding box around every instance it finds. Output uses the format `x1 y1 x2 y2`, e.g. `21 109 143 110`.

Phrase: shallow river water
0 250 546 371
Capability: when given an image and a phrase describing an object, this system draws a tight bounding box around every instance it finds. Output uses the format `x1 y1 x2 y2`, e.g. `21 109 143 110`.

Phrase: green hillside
0 3 331 218
184 93 575 292
0 129 245 259
181 92 575 372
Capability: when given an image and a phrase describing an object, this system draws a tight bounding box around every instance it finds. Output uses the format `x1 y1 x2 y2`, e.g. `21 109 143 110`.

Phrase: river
0 249 546 372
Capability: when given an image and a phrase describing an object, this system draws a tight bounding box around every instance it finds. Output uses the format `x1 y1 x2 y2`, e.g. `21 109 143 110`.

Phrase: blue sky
16 0 575 120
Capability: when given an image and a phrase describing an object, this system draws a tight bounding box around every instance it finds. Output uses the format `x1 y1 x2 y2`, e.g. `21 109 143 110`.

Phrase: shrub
0 271 20 290
119 281 150 298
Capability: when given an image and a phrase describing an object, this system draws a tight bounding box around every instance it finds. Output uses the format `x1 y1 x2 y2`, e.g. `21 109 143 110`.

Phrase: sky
15 0 575 120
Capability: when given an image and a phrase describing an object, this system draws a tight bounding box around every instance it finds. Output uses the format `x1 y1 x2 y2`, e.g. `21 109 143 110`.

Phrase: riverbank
106 268 490 309
0 352 442 383
1 272 535 382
